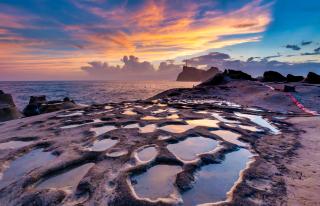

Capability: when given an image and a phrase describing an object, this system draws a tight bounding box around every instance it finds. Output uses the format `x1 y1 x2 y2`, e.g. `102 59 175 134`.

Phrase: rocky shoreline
0 70 319 205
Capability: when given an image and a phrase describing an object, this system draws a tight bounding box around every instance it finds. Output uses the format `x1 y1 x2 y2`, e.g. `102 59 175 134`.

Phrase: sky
0 0 320 80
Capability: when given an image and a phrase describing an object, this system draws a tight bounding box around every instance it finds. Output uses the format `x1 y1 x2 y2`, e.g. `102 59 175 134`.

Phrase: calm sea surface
0 81 196 109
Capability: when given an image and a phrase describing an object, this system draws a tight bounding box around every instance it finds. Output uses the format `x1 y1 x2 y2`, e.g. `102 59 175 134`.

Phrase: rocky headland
0 70 319 206
176 66 219 82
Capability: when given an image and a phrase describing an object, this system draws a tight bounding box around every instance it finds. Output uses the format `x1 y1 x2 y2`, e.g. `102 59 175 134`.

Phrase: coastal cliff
176 66 219 82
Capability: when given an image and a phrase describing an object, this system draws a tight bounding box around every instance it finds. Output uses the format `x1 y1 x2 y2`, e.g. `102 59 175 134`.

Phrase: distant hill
176 66 219 82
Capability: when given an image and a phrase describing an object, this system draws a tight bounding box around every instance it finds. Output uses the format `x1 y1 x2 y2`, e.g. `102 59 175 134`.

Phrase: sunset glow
0 0 320 80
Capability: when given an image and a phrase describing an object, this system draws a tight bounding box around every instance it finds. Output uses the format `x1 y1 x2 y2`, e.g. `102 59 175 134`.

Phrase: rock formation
263 71 286 82
304 72 320 84
199 69 253 87
224 69 254 80
287 74 304 82
23 95 78 117
176 66 219 82
0 90 23 122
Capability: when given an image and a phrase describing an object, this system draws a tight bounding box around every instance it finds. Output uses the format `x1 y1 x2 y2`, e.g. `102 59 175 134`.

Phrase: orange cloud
0 0 273 80
72 0 272 61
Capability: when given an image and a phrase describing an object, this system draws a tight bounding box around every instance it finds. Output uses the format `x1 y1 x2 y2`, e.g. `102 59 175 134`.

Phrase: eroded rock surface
0 81 318 205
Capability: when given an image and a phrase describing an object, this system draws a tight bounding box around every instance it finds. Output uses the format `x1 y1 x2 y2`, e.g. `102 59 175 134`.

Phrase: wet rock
263 71 286 82
283 85 296 92
0 90 23 122
175 168 196 192
286 74 304 82
23 96 78 117
224 69 254 80
176 66 219 82
304 72 320 84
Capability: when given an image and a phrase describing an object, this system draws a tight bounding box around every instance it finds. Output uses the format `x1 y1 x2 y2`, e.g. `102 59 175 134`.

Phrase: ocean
0 81 196 109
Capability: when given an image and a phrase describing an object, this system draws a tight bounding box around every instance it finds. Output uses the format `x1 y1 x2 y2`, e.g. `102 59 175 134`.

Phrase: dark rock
176 170 195 192
63 97 70 102
286 74 304 82
198 73 226 86
263 71 286 82
29 95 46 105
283 85 296 92
176 66 219 82
23 96 78 117
224 69 253 80
304 72 320 84
0 91 22 122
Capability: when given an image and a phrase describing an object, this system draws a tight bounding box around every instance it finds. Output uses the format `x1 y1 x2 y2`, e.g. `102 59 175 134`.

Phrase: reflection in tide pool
167 136 218 161
0 149 55 189
182 149 253 205
136 146 157 162
89 138 118 152
139 124 157 133
36 163 94 192
131 165 182 200
211 130 247 147
211 112 240 124
160 124 194 133
235 112 280 134
90 125 117 136
186 119 219 128
141 116 162 121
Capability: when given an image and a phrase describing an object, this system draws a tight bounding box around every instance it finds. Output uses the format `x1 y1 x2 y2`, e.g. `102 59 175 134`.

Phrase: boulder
224 69 253 80
176 66 219 82
304 72 320 84
283 85 296 92
29 95 47 105
0 90 23 122
286 74 304 82
23 96 78 117
263 71 286 82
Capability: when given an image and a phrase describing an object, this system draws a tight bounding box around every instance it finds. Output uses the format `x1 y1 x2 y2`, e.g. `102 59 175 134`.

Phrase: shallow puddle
123 123 140 129
57 111 83 118
167 136 218 161
60 119 101 129
104 105 113 110
0 140 34 150
139 124 157 133
106 150 128 157
136 146 157 162
90 125 117 136
158 135 171 140
89 138 118 152
122 109 137 116
238 125 261 132
186 119 219 128
0 149 55 189
165 114 180 120
182 149 253 205
211 130 247 147
159 124 194 133
141 116 162 121
131 164 182 200
36 163 95 192
211 112 240 124
235 112 280 134
152 109 167 114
